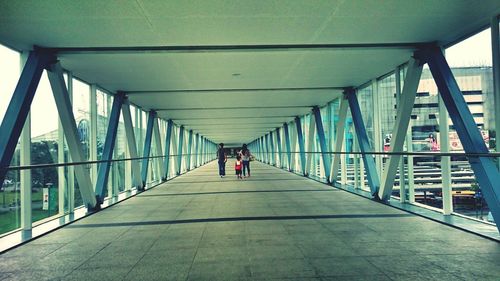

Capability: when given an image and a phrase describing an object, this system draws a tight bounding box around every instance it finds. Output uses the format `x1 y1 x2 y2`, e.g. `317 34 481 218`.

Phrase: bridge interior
1 1 500 280
2 161 499 280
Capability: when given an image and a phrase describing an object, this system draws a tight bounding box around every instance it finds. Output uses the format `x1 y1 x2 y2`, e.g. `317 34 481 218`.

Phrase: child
235 156 243 179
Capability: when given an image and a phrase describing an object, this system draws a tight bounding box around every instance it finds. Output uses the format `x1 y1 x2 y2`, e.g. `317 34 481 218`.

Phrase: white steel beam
378 58 423 200
290 123 297 172
19 52 32 230
47 62 97 209
329 96 349 183
90 84 97 186
20 111 31 230
122 101 141 188
439 95 453 214
153 118 164 178
66 72 75 211
171 125 178 174
372 79 383 175
305 114 316 176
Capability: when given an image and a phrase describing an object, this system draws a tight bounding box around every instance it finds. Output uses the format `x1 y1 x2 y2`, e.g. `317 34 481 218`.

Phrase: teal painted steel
95 92 125 203
419 46 500 231
163 120 173 179
0 50 52 190
141 111 156 189
283 123 292 171
177 126 185 175
345 89 380 197
295 117 307 175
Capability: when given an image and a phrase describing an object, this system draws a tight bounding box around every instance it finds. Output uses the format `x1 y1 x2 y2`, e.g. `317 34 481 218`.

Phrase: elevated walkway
0 161 499 280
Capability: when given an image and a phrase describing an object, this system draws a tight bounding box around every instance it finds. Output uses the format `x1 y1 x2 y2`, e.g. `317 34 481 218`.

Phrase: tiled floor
1 161 499 280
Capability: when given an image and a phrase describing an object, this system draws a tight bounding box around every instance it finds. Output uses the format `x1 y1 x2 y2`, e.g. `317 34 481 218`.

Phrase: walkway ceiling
1 1 499 146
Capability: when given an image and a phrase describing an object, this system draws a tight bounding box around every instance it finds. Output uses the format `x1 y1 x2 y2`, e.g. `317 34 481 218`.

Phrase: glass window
30 71 60 223
0 45 21 235
72 79 90 208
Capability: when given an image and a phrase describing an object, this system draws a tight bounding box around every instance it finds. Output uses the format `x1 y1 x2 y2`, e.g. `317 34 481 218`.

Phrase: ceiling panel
0 0 498 144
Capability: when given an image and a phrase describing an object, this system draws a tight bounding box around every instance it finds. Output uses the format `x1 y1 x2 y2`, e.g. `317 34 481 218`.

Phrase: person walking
240 143 252 178
235 155 243 179
217 143 227 177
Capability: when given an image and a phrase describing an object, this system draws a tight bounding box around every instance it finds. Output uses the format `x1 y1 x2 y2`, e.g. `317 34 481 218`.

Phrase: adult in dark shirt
217 143 227 177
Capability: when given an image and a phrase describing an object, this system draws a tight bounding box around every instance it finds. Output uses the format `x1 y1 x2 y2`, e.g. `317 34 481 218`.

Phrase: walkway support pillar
276 128 283 168
329 94 349 183
269 132 275 166
47 61 98 209
346 88 381 197
492 15 500 169
94 92 125 204
305 112 316 176
186 130 193 171
194 133 199 168
378 58 423 200
295 117 307 175
141 110 155 189
177 125 185 175
163 120 173 179
260 136 265 162
284 123 292 171
418 45 500 231
264 134 270 164
153 117 164 179
312 106 331 182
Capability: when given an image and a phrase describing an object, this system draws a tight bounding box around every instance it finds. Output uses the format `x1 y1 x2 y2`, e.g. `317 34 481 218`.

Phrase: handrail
2 150 497 171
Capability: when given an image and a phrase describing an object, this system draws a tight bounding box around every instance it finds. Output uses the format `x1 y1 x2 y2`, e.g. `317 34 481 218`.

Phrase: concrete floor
0 161 499 281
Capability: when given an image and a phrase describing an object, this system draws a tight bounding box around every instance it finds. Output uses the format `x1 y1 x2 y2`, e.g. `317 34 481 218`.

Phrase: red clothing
235 160 242 170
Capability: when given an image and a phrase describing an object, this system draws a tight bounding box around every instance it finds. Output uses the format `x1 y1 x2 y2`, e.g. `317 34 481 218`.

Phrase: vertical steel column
276 128 283 168
269 132 276 166
186 130 193 171
346 88 381 197
194 133 199 168
153 117 164 180
264 134 269 164
141 111 155 189
162 120 173 179
47 62 98 209
439 95 453 214
492 16 500 169
305 114 316 176
284 123 292 171
395 66 406 203
20 108 31 229
177 125 185 175
312 106 331 182
420 46 500 230
95 92 125 204
330 95 349 183
295 117 307 175
259 136 267 163
290 121 298 171
372 79 383 175
378 58 423 200
0 50 51 189
90 85 98 185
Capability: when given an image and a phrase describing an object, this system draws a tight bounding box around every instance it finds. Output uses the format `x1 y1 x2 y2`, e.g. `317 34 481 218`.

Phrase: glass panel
445 29 494 224
72 79 90 208
0 45 21 235
31 71 59 223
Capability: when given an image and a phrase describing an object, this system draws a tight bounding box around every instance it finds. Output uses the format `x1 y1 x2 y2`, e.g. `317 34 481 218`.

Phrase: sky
0 28 496 138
